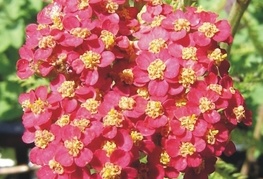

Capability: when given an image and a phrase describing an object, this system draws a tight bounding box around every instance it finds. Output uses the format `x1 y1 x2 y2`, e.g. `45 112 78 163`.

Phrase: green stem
184 0 196 6
226 0 251 52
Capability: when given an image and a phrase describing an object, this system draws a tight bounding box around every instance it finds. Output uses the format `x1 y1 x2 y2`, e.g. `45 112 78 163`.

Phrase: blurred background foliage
0 0 262 178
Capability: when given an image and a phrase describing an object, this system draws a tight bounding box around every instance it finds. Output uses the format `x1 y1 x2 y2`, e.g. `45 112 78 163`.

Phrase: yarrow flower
17 1 252 179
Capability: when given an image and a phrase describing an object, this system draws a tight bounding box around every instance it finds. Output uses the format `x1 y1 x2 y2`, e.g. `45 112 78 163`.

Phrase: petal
75 148 93 167
148 80 169 97
110 149 130 167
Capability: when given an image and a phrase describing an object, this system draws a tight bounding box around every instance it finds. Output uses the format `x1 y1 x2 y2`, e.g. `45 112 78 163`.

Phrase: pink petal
148 80 169 97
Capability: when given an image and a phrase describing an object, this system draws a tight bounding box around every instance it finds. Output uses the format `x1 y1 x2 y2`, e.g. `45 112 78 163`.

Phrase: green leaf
0 53 11 77
8 19 25 49
4 0 26 20
0 29 11 52
0 81 23 121
250 85 263 105
28 0 44 11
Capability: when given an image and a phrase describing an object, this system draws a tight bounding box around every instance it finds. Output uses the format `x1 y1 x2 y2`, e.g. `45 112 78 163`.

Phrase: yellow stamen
35 130 55 149
145 100 164 119
148 38 167 54
198 22 219 38
147 59 166 80
64 137 84 157
180 142 196 157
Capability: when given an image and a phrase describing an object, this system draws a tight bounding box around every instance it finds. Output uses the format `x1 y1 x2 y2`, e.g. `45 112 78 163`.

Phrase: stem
228 0 251 37
226 0 251 53
241 105 263 176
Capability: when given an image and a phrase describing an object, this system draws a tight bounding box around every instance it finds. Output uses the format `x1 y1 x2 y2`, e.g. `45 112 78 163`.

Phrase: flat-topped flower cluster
17 0 252 178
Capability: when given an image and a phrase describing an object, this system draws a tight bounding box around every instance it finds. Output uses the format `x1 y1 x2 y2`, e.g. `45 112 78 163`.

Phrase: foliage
0 0 45 121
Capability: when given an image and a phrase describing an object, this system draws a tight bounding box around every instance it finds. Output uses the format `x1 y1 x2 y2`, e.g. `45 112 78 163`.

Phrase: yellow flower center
51 16 63 30
30 98 48 115
118 96 136 110
179 114 198 131
78 0 89 10
57 81 75 98
175 95 188 107
174 19 191 32
199 97 215 113
35 130 55 149
147 59 166 80
100 162 122 179
148 38 167 54
56 114 70 127
208 84 223 95
233 105 245 122
119 69 134 85
206 129 219 145
49 159 64 174
145 100 164 119
70 27 91 39
130 131 143 146
151 15 165 27
51 53 67 72
105 0 119 13
81 98 100 114
180 142 196 157
103 109 123 127
160 151 170 166
21 99 31 111
37 24 48 30
38 35 56 49
179 68 196 88
229 87 236 94
71 118 91 132
80 51 101 69
207 48 227 65
102 141 117 157
100 30 115 49
118 8 131 19
198 22 219 38
137 87 150 99
182 47 197 61
151 0 163 5
64 137 84 157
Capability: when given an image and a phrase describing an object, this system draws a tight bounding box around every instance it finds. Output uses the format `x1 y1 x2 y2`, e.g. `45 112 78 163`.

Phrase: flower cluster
17 0 252 179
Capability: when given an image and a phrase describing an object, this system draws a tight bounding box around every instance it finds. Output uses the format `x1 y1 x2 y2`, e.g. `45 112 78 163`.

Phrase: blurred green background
0 0 262 179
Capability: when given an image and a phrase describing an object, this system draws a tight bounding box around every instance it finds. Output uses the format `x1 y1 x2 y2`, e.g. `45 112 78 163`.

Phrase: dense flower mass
17 0 252 179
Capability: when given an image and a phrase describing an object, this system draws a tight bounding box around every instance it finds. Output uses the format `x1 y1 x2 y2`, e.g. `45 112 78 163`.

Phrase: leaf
28 0 44 11
0 53 12 77
8 19 25 49
0 29 11 52
250 85 263 105
209 159 248 179
0 81 23 121
4 0 26 20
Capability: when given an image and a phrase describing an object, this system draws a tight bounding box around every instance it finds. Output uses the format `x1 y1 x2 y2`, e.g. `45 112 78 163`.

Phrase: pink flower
19 86 57 129
133 50 180 96
165 137 206 171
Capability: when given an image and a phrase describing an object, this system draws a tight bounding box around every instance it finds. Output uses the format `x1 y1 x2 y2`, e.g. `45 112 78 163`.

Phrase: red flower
225 91 252 126
161 8 199 41
192 10 232 46
165 137 206 171
137 27 169 54
19 86 56 129
171 106 208 140
58 125 93 167
134 49 180 96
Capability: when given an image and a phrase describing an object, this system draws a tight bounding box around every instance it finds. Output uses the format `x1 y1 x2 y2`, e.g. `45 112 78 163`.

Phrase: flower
17 1 252 179
133 49 180 96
